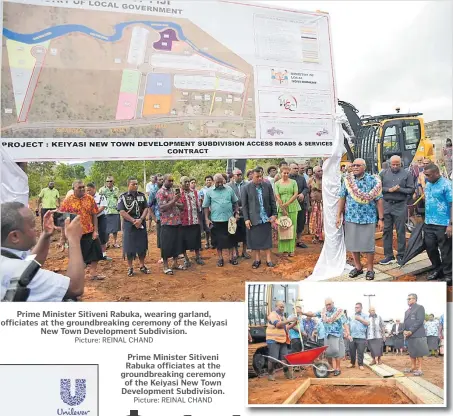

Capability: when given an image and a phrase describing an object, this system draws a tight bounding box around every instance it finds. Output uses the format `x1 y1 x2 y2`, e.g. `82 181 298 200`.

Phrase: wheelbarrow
263 345 332 378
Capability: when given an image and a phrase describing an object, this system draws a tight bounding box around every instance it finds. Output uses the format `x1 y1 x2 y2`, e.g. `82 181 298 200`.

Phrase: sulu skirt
211 221 235 249
122 220 148 260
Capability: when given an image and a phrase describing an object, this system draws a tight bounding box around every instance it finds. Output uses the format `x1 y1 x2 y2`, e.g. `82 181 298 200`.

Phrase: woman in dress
274 165 300 256
424 314 440 357
308 166 323 243
367 306 386 365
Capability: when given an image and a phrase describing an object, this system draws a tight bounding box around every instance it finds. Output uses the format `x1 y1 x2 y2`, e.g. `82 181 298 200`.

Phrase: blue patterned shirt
256 185 270 224
315 307 347 338
339 173 383 224
425 177 452 226
303 318 316 337
424 320 439 337
348 312 369 339
316 320 326 339
148 186 161 221
202 186 238 222
288 314 304 340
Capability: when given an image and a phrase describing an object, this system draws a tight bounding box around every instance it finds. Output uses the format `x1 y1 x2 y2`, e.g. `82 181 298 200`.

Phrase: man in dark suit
403 293 429 376
227 169 250 259
242 168 277 268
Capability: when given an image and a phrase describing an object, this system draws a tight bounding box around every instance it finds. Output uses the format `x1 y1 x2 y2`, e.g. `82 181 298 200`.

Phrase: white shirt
93 192 108 217
1 248 69 302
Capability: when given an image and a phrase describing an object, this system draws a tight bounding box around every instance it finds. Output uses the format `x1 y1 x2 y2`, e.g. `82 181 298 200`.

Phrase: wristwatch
379 218 384 221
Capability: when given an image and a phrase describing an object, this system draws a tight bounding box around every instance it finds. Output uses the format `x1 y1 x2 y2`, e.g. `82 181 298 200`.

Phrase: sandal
242 252 251 259
113 243 121 249
349 268 364 278
288 252 295 257
217 259 224 267
195 257 205 265
230 257 239 266
163 268 174 275
127 268 134 277
252 260 261 269
266 261 276 268
333 370 341 376
139 266 151 274
90 275 106 281
403 368 414 374
413 370 424 376
173 264 187 271
184 259 191 268
366 271 375 280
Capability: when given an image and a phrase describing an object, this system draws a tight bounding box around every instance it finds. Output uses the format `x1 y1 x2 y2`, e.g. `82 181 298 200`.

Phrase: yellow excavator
247 283 326 377
338 100 434 174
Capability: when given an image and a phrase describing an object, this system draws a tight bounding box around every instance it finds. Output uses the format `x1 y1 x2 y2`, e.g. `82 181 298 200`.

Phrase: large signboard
1 0 337 160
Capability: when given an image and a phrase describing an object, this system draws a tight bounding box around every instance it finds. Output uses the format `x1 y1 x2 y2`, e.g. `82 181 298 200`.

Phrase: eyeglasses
407 298 414 301
130 183 138 186
352 164 364 168
106 180 113 183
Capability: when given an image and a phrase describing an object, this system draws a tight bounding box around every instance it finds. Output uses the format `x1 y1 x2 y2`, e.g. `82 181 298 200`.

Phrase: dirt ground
381 353 444 389
41 218 320 302
248 362 377 405
36 215 444 302
248 353 444 404
297 385 413 405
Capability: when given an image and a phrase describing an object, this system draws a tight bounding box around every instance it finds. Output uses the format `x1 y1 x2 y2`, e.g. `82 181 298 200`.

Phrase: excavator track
248 342 268 377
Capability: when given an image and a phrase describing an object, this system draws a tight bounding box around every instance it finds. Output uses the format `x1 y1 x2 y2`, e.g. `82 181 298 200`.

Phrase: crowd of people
1 153 450 299
27 161 325 279
263 294 444 380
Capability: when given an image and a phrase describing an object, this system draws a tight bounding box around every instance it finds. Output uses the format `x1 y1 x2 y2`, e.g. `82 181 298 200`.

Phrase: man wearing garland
302 298 350 376
336 158 384 280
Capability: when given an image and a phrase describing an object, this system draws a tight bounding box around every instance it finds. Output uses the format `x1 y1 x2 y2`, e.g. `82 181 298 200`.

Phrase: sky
262 0 452 122
277 282 446 320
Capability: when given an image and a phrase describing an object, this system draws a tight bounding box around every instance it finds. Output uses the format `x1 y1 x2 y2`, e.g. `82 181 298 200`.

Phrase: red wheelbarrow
263 346 332 378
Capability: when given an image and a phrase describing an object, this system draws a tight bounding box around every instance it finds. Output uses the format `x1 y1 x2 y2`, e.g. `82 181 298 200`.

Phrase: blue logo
60 379 86 406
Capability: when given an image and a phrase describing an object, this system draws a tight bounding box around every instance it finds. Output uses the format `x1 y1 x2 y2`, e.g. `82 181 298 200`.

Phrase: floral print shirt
424 320 439 337
60 194 98 235
156 187 181 226
339 173 383 224
425 177 452 226
180 190 200 226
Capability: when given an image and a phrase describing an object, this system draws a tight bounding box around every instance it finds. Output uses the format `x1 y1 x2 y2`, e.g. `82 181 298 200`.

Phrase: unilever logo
58 379 90 415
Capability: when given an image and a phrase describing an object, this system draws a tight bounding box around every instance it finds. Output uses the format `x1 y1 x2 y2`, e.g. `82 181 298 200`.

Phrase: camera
53 212 77 227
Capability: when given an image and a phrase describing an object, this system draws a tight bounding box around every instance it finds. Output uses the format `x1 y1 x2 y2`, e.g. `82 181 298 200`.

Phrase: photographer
1 202 84 301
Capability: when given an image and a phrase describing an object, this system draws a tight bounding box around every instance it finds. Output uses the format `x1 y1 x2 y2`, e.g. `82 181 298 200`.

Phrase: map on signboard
1 3 256 139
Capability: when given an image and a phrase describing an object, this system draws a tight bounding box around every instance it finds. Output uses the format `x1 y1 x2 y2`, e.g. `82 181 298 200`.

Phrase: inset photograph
247 282 446 406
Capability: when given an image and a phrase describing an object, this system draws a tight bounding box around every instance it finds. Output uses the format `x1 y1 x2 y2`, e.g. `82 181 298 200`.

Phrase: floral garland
344 173 382 204
321 307 344 324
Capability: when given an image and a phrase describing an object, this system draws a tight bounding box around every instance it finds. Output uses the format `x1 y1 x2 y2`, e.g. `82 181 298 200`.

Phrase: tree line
26 159 284 197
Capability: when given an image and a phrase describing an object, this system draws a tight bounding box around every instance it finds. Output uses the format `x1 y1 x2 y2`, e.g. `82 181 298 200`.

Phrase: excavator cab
357 114 430 174
339 101 434 174
247 284 299 377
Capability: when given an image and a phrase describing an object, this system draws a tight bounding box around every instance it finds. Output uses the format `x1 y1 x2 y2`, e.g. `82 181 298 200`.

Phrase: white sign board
1 0 337 161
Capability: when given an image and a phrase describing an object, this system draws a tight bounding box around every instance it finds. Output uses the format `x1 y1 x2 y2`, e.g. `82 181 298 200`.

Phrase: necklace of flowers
344 173 382 204
321 307 344 324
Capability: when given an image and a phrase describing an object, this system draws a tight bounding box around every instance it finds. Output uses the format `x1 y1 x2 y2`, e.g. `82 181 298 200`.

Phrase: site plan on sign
1 0 337 160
